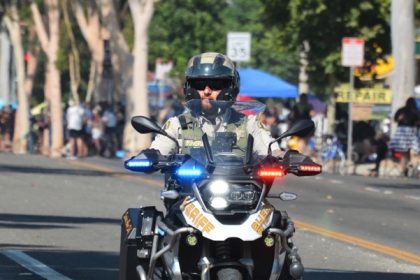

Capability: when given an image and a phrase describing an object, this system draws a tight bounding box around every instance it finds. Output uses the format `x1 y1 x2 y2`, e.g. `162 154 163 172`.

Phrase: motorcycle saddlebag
119 208 140 280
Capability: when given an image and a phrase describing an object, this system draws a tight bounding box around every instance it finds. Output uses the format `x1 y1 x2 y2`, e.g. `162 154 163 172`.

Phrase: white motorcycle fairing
181 198 274 241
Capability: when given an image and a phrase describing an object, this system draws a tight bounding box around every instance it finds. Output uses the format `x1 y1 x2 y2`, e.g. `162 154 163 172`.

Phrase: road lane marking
295 220 420 266
3 250 72 280
68 159 420 266
405 195 420 201
328 179 343 184
365 187 394 195
365 187 381 193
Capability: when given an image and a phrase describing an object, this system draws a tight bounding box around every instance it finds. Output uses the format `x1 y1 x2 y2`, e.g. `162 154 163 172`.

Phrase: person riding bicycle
149 52 283 157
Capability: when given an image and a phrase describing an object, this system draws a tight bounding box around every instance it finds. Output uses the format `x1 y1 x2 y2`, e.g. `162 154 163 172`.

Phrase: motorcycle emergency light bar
298 164 322 173
124 158 153 171
258 168 285 178
176 166 204 178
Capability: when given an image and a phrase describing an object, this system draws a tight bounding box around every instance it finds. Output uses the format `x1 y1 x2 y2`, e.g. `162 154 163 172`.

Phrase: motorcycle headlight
201 180 259 211
208 180 229 195
210 197 229 210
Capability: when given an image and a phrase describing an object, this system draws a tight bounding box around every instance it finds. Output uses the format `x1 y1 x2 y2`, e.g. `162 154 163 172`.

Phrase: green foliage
122 8 134 51
261 0 392 94
149 0 230 76
149 0 299 85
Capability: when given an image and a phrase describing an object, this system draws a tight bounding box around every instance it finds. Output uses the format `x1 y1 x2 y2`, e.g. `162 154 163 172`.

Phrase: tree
61 0 81 105
31 0 63 158
261 0 392 95
222 0 300 84
3 0 30 154
149 0 229 75
98 0 154 154
391 0 415 128
72 0 105 103
148 0 299 88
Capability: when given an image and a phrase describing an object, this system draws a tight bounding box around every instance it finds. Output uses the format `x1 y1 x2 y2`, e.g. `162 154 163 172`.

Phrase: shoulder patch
164 120 171 130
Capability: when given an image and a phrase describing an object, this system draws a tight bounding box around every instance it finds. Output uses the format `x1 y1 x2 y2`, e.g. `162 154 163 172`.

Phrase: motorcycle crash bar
147 216 196 280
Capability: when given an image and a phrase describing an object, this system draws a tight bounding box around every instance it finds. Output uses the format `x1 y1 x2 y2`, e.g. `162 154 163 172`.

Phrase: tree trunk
4 4 30 154
24 29 40 99
62 0 80 105
72 0 105 102
125 0 154 154
86 59 97 103
48 61 63 158
31 0 63 158
391 0 415 133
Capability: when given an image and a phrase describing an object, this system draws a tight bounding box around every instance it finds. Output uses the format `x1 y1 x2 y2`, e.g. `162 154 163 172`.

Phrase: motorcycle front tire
217 268 243 280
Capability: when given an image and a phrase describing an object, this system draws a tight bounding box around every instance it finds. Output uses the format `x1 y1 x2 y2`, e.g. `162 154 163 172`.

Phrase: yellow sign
354 56 393 81
334 84 392 104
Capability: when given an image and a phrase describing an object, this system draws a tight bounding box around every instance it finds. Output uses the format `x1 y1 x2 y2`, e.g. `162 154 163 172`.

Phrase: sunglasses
190 79 232 91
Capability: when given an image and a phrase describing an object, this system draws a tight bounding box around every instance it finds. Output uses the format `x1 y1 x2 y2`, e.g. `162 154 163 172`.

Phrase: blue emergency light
124 158 153 172
176 166 204 179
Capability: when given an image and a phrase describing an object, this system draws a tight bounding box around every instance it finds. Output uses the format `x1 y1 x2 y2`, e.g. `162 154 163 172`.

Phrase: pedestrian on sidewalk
66 100 85 159
389 97 420 176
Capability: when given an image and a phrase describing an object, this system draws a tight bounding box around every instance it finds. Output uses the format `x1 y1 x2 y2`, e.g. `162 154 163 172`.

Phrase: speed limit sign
227 32 251 62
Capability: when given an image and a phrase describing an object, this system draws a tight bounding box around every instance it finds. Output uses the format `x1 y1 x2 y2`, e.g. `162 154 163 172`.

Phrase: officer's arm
246 115 282 156
149 117 181 155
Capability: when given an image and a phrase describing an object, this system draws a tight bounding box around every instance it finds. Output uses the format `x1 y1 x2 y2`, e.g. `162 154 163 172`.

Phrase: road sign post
227 32 251 64
341 37 364 174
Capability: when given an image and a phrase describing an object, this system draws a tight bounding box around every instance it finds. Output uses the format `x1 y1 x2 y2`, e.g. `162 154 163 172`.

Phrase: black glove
141 148 161 164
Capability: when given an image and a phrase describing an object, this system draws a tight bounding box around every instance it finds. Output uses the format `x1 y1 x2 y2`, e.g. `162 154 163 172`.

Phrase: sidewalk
322 159 403 178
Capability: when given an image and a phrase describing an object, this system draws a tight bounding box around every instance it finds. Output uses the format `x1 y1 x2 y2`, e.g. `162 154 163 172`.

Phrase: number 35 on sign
227 32 251 62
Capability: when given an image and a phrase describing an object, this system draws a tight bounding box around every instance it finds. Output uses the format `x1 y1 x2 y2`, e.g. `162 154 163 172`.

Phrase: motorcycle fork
198 238 211 280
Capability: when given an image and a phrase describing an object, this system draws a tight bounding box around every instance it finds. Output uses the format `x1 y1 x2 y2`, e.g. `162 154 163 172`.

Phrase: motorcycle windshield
183 99 266 169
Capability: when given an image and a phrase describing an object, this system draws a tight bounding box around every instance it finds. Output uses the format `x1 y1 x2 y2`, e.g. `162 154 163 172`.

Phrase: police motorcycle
119 100 322 280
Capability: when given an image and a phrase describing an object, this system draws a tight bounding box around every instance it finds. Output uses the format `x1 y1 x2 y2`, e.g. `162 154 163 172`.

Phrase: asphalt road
0 153 419 280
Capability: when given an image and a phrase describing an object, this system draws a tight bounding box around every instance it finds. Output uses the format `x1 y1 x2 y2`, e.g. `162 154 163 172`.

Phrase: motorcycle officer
149 52 283 157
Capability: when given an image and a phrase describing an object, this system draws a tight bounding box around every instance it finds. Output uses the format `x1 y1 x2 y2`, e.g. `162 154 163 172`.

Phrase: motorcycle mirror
267 192 297 201
131 116 180 153
268 119 315 155
131 116 164 134
279 192 298 201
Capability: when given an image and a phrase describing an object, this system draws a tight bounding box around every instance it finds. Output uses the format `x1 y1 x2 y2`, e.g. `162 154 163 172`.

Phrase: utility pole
391 0 415 132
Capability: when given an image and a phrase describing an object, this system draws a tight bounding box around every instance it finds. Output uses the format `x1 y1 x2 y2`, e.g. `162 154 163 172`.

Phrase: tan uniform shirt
150 112 280 156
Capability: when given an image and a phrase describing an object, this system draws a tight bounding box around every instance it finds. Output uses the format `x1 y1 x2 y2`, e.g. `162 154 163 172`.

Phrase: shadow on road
32 250 119 280
2 247 420 280
0 213 120 230
305 269 420 280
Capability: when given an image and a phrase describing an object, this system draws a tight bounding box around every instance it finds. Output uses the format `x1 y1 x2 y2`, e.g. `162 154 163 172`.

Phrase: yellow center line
295 220 420 266
67 159 420 266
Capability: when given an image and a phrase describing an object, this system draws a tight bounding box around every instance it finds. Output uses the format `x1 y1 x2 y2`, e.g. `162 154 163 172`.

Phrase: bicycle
318 135 346 175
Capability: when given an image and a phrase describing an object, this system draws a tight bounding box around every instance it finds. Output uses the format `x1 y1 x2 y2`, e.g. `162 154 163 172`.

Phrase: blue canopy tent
238 68 298 99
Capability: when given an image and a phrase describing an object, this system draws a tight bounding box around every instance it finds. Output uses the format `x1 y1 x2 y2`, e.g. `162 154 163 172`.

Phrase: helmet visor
190 79 232 91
